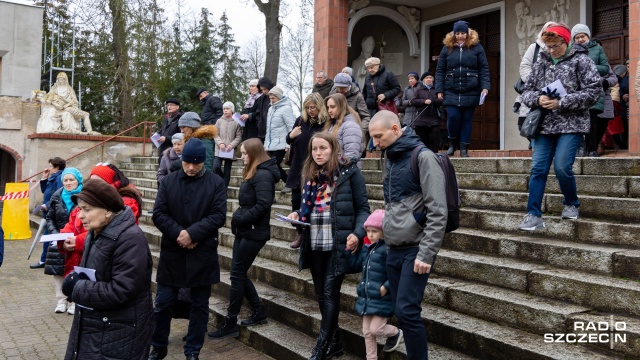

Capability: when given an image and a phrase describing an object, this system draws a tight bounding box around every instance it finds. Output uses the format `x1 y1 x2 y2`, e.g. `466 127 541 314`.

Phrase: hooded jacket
580 40 611 113
231 157 281 241
244 77 274 140
200 93 223 125
64 207 153 360
330 83 371 132
362 64 402 116
265 96 296 151
382 129 448 265
349 239 394 317
435 29 491 107
521 44 601 135
184 125 219 171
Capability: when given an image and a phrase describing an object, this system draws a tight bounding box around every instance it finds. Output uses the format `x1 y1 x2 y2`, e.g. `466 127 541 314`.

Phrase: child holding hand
214 101 243 186
351 209 403 359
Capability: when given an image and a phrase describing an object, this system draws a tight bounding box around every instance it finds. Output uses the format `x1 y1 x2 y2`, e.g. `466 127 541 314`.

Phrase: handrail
19 121 156 183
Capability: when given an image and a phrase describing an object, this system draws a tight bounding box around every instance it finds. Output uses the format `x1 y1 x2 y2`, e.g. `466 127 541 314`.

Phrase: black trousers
308 251 345 341
268 150 288 183
227 237 265 316
586 110 610 153
414 125 441 153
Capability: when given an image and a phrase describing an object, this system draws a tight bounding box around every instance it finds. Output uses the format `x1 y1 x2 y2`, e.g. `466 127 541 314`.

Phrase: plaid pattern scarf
300 170 336 251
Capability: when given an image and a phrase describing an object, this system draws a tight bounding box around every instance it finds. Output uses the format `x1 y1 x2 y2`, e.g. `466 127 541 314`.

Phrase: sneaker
518 214 545 231
54 303 67 313
561 205 579 220
383 329 404 352
588 151 599 157
30 262 45 269
67 303 75 315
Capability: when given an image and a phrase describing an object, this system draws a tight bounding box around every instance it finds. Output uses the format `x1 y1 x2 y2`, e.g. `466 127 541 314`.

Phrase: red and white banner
0 191 29 201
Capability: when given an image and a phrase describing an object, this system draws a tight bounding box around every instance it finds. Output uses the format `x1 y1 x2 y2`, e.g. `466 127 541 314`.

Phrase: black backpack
410 145 460 233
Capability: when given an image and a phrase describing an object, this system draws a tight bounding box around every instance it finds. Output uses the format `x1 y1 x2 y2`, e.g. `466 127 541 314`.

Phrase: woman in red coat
89 164 143 222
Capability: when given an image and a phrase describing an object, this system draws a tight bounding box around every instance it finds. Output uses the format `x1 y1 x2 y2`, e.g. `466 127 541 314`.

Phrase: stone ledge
27 133 149 143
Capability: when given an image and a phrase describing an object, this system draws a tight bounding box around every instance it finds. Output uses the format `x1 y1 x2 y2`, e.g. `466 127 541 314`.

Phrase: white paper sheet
275 213 311 226
40 233 74 243
543 79 567 97
479 92 487 105
150 133 162 148
74 266 97 281
219 148 235 159
233 113 245 127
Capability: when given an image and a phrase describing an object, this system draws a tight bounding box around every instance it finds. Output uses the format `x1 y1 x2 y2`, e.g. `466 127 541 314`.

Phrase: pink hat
364 209 385 230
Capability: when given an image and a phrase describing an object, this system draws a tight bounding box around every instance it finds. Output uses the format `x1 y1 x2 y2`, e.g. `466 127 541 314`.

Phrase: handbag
284 147 293 166
371 81 399 115
520 106 546 138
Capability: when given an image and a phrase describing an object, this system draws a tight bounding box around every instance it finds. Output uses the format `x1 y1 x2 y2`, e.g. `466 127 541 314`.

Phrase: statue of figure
348 0 369 18
35 72 99 135
352 35 376 89
551 0 570 24
397 6 421 33
515 0 536 41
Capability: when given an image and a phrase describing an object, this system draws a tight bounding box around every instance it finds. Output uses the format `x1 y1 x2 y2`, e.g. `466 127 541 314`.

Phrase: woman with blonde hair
208 138 280 339
288 132 370 359
285 92 329 248
324 93 364 164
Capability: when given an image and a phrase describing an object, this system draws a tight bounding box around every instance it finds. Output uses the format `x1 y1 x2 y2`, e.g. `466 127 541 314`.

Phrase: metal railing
20 121 156 183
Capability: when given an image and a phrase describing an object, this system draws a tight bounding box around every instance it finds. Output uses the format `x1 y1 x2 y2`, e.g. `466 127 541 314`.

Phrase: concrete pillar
629 0 639 155
314 0 349 80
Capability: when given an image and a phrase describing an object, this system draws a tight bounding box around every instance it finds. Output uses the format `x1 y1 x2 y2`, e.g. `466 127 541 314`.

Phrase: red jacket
58 207 87 277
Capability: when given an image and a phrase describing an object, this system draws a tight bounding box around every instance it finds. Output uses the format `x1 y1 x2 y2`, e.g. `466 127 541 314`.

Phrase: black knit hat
71 178 124 213
165 98 180 106
420 71 433 81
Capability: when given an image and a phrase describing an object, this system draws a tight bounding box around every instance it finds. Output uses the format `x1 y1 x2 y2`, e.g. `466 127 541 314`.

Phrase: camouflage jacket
521 44 601 135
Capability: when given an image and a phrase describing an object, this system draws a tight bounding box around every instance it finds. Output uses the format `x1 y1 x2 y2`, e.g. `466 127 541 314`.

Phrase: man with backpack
368 110 449 360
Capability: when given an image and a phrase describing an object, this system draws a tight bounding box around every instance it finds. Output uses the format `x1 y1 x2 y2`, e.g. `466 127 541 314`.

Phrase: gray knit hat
571 24 591 41
178 112 201 128
171 132 184 143
249 79 259 86
222 101 235 113
268 85 284 99
342 67 353 77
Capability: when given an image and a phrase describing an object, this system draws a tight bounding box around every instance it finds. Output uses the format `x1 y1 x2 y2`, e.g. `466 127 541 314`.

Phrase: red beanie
90 165 116 186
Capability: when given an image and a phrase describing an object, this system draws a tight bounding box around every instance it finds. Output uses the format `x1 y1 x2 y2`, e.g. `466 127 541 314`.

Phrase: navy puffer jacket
350 240 394 317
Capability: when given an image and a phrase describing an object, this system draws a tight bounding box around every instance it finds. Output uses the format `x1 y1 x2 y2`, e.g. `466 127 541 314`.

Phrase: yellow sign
2 183 32 240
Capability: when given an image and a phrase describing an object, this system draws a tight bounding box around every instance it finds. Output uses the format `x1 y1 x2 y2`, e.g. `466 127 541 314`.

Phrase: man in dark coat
241 77 274 142
312 70 334 99
157 98 184 164
150 138 227 360
196 88 223 126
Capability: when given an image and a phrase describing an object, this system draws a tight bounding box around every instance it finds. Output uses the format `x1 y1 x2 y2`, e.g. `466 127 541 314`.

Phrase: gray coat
265 97 296 151
521 44 601 135
330 83 371 132
328 114 363 163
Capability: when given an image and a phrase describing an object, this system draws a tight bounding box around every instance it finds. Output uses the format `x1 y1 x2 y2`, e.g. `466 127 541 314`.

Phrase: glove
512 101 521 113
62 271 89 301
602 78 610 90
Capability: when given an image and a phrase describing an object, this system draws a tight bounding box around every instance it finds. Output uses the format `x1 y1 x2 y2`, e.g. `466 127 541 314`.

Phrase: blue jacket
298 162 370 276
40 170 63 207
350 239 394 317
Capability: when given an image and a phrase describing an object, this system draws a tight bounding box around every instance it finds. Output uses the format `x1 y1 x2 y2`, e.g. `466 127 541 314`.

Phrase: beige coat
214 116 243 156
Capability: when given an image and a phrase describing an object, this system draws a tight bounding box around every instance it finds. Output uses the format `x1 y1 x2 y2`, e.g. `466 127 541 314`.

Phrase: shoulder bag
372 81 399 115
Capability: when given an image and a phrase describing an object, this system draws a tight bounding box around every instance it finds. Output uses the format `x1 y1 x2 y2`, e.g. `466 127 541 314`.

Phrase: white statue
551 0 570 25
352 36 376 89
397 6 421 33
35 72 99 135
348 0 369 18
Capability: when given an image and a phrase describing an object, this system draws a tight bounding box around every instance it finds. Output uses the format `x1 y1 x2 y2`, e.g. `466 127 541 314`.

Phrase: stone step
460 207 640 248
457 172 640 198
128 177 157 190
120 161 159 171
444 228 640 278
146 242 619 359
121 168 157 180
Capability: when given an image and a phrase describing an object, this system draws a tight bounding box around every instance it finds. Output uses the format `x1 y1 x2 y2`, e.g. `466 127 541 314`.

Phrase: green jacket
583 41 609 112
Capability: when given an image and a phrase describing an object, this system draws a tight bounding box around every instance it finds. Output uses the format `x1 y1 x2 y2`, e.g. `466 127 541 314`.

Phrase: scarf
309 116 325 127
60 167 83 214
300 169 336 223
245 92 262 109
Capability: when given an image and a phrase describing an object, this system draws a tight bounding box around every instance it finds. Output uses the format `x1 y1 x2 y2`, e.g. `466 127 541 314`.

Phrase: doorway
0 149 17 196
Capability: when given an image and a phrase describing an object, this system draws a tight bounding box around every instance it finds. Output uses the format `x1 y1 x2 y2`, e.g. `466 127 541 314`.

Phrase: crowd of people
20 17 632 360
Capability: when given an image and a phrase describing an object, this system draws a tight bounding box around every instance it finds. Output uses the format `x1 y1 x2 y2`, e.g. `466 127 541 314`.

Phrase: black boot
324 328 344 359
148 345 168 360
240 303 268 326
460 142 470 158
207 315 239 339
447 138 457 156
309 338 328 360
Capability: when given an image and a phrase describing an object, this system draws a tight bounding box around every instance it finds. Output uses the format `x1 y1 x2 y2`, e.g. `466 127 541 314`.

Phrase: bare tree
279 25 314 113
253 0 282 82
241 36 265 80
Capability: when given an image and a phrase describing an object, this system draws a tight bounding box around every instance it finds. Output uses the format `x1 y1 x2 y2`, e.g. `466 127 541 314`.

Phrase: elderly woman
436 20 490 157
265 85 296 184
362 57 402 119
518 24 601 230
157 132 184 182
61 178 153 360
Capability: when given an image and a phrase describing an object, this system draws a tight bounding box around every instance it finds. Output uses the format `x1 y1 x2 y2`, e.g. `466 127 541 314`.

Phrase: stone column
629 0 639 154
314 0 349 80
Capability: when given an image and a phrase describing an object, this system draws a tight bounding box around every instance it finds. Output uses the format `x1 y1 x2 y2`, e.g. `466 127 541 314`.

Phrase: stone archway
348 6 421 57
0 144 20 196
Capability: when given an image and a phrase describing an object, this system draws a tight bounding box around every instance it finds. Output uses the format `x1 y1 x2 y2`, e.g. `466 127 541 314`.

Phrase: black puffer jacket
298 162 370 275
44 188 70 276
200 93 223 125
362 65 402 116
64 207 153 360
231 158 280 241
244 77 274 140
158 110 184 154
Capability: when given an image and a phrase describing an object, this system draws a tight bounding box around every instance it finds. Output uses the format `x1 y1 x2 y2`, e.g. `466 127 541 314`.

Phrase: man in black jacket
149 138 227 360
157 98 184 164
196 88 223 126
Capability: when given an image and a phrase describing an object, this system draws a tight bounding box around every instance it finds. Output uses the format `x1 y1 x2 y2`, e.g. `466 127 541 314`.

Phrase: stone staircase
120 156 640 360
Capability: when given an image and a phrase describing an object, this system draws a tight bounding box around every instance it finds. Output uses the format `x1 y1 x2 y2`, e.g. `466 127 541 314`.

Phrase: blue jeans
446 106 475 144
387 247 430 360
527 133 582 217
151 284 212 356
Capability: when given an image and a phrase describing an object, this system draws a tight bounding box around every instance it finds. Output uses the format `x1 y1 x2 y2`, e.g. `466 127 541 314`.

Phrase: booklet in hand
275 213 310 226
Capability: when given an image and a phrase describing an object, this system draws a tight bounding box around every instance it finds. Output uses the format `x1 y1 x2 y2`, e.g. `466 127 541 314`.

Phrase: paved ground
0 237 273 360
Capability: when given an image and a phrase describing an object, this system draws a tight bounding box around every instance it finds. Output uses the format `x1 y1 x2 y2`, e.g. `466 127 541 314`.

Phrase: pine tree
216 12 246 111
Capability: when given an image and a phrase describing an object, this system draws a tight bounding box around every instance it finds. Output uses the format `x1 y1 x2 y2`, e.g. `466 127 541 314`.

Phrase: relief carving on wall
397 6 421 33
348 0 369 18
515 0 571 56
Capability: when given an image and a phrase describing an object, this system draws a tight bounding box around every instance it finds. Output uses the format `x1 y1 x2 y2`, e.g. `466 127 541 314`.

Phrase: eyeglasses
546 42 565 51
